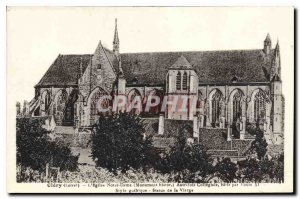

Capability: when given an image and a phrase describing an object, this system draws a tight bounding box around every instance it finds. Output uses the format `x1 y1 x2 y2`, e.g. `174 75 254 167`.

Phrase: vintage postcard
7 7 294 193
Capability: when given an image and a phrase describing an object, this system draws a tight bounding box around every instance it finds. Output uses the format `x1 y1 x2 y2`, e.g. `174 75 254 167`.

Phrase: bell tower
165 55 198 120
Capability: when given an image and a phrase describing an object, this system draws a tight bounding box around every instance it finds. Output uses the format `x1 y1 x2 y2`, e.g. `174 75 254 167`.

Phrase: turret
270 40 281 81
264 33 272 54
270 40 283 144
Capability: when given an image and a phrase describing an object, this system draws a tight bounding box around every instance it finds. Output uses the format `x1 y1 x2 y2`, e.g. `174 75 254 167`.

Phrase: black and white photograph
6 6 294 193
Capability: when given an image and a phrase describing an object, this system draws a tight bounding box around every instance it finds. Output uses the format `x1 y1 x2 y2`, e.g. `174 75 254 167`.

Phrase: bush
16 118 79 174
247 124 268 160
90 113 159 173
156 126 214 182
214 157 238 183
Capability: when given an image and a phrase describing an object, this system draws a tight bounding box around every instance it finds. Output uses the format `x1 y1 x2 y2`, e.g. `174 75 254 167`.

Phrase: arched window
56 90 68 113
182 72 188 90
233 90 243 122
128 89 142 115
144 89 162 117
176 71 181 90
43 91 51 111
90 88 109 116
127 89 142 115
211 90 222 126
254 90 266 121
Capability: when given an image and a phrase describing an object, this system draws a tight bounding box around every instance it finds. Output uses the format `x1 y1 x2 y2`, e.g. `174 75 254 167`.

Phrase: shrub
214 157 238 182
90 113 159 173
16 118 79 174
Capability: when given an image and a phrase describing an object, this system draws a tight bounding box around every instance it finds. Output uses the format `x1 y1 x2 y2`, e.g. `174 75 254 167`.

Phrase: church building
23 19 284 145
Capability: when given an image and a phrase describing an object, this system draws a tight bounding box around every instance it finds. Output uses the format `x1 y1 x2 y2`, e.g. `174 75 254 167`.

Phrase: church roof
121 49 274 85
36 48 275 87
36 54 92 87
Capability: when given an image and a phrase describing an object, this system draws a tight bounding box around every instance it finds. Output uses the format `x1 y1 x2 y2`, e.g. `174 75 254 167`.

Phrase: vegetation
17 115 284 183
16 117 79 181
247 123 268 160
90 113 159 173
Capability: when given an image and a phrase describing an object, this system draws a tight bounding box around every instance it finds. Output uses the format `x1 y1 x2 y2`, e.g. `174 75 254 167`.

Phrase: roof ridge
120 48 267 55
59 54 93 56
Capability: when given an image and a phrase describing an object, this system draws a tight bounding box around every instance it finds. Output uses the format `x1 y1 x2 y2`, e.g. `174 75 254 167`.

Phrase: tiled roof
36 54 92 87
36 48 274 87
121 49 274 85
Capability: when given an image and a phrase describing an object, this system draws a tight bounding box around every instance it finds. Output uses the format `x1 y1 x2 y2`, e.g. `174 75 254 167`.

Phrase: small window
182 72 188 90
176 71 181 90
97 63 102 69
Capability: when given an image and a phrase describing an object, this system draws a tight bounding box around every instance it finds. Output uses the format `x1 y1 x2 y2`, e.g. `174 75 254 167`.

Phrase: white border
1 0 298 198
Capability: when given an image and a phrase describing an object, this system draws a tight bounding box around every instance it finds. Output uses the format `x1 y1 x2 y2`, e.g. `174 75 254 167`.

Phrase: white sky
7 7 294 103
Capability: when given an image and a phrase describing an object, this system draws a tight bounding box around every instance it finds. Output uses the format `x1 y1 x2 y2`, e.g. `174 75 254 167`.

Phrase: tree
247 124 268 160
160 126 214 182
237 157 263 183
273 153 284 182
90 112 158 173
16 118 79 174
214 157 238 182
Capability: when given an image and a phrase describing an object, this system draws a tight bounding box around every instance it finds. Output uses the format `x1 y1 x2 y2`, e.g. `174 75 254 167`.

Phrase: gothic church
22 19 284 145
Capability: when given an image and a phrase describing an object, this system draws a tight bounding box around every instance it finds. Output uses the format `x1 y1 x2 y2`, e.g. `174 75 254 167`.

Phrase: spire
275 39 280 55
270 39 281 81
264 33 272 54
264 33 271 44
113 18 119 55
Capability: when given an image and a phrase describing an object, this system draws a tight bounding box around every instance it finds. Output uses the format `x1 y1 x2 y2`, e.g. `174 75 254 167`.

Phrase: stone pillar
219 100 226 128
23 100 30 117
193 116 199 138
199 114 204 128
240 116 246 140
204 101 211 127
227 124 232 141
16 102 21 117
158 114 164 135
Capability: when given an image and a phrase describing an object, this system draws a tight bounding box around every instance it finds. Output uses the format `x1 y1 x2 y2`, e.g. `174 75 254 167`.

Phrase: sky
7 7 294 103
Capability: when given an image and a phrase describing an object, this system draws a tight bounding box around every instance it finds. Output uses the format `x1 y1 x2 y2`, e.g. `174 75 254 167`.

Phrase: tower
264 33 272 54
113 18 120 56
270 40 281 80
165 55 198 120
270 40 283 144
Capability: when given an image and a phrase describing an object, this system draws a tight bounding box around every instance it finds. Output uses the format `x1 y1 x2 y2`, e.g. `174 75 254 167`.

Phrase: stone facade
24 20 284 145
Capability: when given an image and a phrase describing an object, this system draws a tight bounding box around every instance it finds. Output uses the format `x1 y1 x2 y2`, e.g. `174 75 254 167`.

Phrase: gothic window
233 90 243 122
56 90 68 113
144 89 162 117
127 89 142 115
211 90 222 126
254 90 266 121
176 71 181 90
43 91 51 111
182 72 188 90
90 88 108 116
